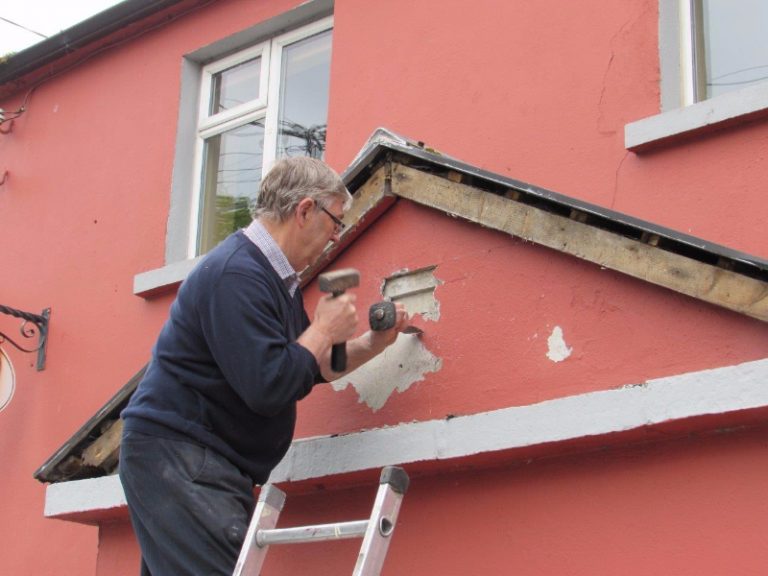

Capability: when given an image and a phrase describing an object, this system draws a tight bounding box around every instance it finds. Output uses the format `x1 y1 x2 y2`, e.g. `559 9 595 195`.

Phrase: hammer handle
331 342 347 372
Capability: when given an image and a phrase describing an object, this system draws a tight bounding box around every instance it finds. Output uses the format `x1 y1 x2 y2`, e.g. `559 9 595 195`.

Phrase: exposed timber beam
390 162 768 322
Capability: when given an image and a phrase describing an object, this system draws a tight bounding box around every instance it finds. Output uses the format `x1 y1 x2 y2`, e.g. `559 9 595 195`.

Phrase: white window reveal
192 18 333 256
625 0 768 151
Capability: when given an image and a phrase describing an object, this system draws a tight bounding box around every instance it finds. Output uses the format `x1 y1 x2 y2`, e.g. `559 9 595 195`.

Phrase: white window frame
625 0 768 151
133 0 334 296
188 17 333 258
198 43 271 132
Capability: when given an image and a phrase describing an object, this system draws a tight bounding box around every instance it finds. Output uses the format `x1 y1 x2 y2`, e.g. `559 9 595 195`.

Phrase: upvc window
192 18 333 255
625 0 768 150
682 0 768 104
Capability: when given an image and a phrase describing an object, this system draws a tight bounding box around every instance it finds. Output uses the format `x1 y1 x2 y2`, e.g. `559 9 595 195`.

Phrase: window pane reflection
199 120 265 253
277 30 332 159
210 57 261 115
701 0 768 99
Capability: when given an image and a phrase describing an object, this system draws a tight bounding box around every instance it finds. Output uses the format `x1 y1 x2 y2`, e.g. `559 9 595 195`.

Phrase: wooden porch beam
390 163 768 322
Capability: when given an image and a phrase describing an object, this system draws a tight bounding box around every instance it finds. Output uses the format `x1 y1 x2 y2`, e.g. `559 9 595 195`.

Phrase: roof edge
343 127 768 275
0 0 200 97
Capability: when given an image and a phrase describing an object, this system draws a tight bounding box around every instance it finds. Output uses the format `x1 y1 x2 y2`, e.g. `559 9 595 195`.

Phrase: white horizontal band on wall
45 358 768 524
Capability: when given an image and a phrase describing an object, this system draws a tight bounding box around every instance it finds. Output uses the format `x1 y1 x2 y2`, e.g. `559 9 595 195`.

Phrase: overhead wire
0 15 48 40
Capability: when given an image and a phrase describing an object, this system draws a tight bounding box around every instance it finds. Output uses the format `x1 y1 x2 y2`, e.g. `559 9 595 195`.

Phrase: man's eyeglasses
320 206 346 234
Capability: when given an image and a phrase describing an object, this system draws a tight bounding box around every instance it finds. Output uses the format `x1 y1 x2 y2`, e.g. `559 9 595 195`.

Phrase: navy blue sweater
122 231 323 483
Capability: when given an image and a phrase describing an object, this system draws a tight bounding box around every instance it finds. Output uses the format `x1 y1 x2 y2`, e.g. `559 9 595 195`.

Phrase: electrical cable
0 15 48 40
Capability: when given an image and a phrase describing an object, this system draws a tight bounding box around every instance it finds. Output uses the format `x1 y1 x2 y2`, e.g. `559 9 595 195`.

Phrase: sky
0 0 124 56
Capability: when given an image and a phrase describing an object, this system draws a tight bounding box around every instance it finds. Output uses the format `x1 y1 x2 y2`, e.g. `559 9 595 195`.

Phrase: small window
625 1 768 150
192 18 333 255
683 0 768 104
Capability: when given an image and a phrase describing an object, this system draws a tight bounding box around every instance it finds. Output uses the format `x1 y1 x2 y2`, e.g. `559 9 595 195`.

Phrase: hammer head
318 268 360 295
369 301 396 331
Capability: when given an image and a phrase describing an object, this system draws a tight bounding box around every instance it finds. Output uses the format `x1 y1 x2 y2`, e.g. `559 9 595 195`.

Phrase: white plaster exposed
45 358 768 524
546 326 572 362
381 266 442 321
332 333 442 411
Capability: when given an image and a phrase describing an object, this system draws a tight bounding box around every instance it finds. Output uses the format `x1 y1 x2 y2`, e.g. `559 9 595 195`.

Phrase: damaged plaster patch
381 266 442 321
546 326 572 363
331 334 442 411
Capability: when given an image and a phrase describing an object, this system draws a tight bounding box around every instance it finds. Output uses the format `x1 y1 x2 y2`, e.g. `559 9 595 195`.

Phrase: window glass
277 30 332 159
697 0 768 100
199 120 265 253
193 19 333 256
209 57 262 115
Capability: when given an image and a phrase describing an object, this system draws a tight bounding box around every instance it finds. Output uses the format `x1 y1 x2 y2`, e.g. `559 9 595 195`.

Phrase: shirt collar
243 219 300 296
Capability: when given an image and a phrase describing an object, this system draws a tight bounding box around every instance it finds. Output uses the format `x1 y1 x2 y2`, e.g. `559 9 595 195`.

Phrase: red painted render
298 200 767 437
0 0 766 574
327 0 768 257
97 425 768 575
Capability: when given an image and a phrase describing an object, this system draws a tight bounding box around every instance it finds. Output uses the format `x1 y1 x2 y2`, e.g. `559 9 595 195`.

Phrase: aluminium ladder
232 466 410 576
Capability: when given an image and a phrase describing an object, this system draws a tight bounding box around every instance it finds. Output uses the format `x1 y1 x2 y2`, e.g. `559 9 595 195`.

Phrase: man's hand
300 299 412 381
312 292 358 344
297 293 358 369
322 302 411 380
368 302 410 349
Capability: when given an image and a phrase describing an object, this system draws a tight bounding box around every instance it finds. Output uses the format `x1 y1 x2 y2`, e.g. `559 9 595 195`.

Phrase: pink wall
328 0 768 256
0 1 310 573
298 200 766 436
0 0 766 573
98 424 768 575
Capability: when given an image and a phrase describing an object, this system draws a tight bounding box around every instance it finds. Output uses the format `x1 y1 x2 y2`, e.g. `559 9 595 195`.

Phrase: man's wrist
298 324 334 364
366 329 393 353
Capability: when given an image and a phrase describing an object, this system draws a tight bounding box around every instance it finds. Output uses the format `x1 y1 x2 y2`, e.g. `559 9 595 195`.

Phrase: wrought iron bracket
0 305 50 371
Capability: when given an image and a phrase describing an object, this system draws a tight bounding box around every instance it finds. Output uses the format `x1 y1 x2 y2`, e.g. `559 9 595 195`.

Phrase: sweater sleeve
200 269 320 417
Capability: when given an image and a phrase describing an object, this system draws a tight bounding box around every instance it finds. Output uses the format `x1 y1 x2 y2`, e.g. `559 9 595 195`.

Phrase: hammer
318 268 360 372
369 301 423 335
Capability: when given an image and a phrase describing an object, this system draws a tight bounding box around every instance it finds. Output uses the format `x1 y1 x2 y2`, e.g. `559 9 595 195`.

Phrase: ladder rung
257 520 369 546
233 466 409 576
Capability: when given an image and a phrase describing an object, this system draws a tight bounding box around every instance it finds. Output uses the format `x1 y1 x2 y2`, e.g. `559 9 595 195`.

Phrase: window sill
625 82 768 152
133 257 202 298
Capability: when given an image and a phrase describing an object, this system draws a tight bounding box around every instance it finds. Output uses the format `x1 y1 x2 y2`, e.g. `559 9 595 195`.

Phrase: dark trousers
119 430 255 576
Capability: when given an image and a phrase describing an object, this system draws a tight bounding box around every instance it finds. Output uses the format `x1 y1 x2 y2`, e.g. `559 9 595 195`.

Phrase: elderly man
120 156 408 575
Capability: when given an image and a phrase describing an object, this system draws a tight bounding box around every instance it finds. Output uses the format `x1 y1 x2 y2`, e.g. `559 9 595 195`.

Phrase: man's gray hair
253 156 352 221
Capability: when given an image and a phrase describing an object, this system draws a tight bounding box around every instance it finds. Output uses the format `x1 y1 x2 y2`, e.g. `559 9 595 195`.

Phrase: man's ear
295 197 315 228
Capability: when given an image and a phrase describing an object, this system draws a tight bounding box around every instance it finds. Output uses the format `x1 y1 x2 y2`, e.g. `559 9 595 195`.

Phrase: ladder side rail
232 484 286 576
352 467 410 576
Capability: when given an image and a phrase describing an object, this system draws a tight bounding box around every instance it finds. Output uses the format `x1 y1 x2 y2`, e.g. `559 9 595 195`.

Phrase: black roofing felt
346 129 768 282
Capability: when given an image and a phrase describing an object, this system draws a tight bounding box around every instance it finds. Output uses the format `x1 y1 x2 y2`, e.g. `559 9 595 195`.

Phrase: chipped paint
546 326 572 362
331 333 442 411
